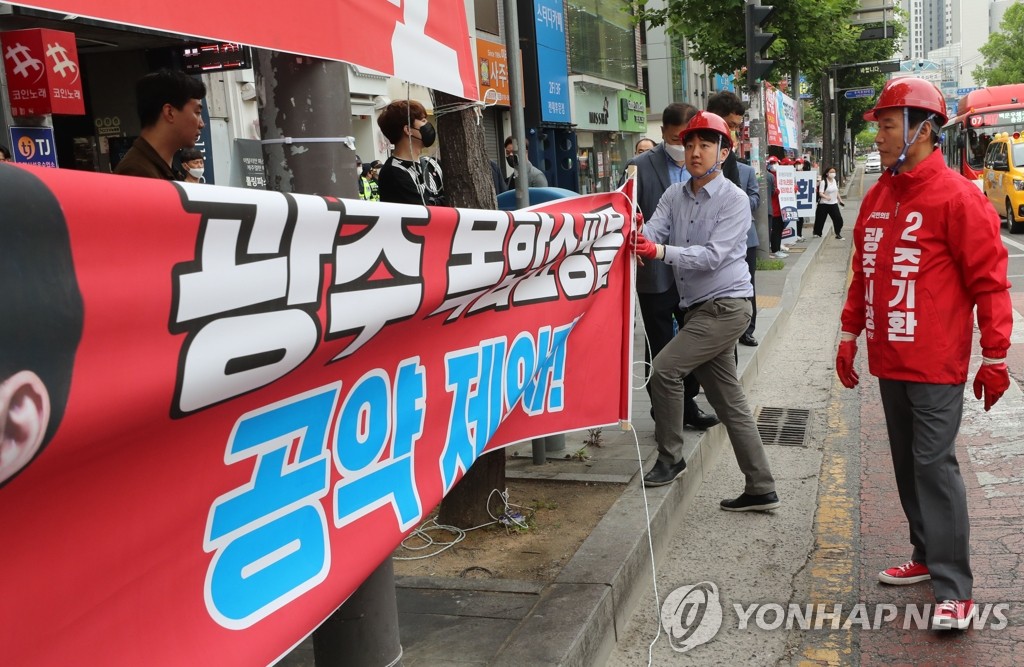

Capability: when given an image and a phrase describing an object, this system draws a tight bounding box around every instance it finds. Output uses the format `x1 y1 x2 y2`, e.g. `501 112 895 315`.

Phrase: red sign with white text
1 28 85 116
6 0 478 99
0 164 633 666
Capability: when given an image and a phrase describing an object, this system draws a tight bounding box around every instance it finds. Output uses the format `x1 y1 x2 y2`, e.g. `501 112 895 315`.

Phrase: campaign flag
794 172 818 219
776 165 799 241
0 164 634 666
764 82 783 148
6 0 477 99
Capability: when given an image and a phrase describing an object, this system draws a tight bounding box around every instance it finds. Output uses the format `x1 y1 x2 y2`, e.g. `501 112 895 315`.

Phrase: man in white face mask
179 147 206 184
619 102 721 432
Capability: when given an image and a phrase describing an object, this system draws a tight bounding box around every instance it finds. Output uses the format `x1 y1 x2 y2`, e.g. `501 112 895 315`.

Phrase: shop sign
9 126 58 167
617 89 646 133
573 84 619 132
476 37 510 106
535 0 571 123
1 29 85 116
236 138 268 189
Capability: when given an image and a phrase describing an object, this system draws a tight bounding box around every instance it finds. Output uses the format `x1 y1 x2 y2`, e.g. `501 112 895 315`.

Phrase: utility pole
254 51 403 667
745 0 776 257
504 0 530 209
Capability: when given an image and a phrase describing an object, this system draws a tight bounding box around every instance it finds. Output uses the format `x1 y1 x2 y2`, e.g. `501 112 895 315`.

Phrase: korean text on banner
6 0 477 99
0 163 634 666
776 164 799 224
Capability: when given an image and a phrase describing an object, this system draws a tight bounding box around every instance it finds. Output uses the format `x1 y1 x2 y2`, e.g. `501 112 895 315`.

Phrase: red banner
0 164 633 665
764 82 783 148
7 1 478 100
1 28 85 116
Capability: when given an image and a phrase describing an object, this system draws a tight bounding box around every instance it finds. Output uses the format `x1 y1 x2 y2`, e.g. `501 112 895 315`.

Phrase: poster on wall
0 164 635 667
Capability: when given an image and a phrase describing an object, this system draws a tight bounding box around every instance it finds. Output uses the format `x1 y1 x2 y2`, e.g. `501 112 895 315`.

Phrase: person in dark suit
621 102 720 430
706 91 760 346
735 161 761 346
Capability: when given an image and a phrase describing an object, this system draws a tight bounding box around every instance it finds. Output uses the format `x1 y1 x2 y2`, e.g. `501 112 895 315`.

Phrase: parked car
864 153 882 173
982 131 1024 233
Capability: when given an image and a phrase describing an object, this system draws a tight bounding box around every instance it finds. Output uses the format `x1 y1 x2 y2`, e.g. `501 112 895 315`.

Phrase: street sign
855 61 900 75
844 87 875 99
957 87 978 97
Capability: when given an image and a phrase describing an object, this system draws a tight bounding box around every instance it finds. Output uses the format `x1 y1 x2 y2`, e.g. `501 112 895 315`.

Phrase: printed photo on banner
0 163 635 667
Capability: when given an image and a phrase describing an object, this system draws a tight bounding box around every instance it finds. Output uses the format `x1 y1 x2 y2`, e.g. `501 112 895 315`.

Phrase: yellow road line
798 385 857 665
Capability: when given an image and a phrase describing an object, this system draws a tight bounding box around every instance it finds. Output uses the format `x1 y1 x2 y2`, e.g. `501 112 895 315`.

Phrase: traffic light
745 0 776 89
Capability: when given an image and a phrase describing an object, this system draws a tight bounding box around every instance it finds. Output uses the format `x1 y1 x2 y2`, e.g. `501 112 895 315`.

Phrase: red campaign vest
840 151 1013 384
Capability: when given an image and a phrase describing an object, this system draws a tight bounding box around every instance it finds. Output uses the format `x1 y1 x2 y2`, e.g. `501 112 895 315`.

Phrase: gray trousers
649 298 775 495
878 379 972 601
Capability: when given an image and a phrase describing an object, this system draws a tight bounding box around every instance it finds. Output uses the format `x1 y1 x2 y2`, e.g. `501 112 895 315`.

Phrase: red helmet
766 155 780 164
863 76 948 125
780 157 794 165
680 111 732 147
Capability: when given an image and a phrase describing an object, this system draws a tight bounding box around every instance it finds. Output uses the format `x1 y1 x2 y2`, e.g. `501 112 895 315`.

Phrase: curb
483 237 831 666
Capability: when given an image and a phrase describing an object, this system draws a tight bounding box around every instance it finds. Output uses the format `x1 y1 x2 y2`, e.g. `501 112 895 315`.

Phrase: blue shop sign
9 126 58 168
535 0 571 123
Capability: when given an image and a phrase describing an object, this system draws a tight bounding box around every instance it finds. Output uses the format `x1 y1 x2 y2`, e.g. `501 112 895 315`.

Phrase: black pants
769 216 784 253
745 246 757 336
813 203 844 236
638 286 699 405
878 380 972 600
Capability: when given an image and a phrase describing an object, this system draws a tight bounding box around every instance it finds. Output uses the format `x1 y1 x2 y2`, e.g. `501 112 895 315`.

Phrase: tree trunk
432 89 507 528
433 91 498 209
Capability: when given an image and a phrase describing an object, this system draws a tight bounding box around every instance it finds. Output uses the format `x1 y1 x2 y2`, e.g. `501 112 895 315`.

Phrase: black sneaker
835 234 844 240
720 491 780 512
643 459 687 487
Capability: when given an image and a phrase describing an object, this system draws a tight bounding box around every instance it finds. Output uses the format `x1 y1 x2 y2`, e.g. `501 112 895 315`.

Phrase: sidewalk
396 236 844 665
279 182 855 667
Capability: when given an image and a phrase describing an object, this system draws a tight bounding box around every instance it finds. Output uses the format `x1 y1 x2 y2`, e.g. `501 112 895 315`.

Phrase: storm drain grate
756 407 810 447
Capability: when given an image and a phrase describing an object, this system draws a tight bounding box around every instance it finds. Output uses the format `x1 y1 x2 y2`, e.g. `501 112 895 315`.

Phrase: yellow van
982 131 1024 233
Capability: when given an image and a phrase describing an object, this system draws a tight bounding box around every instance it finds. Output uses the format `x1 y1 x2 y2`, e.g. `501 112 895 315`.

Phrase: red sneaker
878 560 930 585
932 599 975 630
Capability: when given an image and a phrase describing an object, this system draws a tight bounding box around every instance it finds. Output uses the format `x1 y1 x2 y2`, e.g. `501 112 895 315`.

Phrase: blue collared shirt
664 150 690 185
644 172 753 308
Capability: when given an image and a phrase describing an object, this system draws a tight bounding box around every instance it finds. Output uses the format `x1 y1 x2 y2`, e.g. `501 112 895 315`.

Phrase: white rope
625 196 663 663
393 488 534 561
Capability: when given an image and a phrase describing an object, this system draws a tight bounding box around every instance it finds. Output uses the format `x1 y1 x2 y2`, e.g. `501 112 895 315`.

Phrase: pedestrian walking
114 69 206 181
836 77 1012 630
620 102 721 433
766 156 787 258
632 111 779 511
376 100 446 206
813 165 845 239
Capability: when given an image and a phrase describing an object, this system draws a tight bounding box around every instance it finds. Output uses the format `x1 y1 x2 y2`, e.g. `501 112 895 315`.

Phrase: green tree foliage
636 0 861 79
973 2 1024 86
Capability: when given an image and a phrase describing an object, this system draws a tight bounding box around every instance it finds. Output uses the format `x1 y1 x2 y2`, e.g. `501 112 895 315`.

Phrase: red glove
973 362 1009 411
634 209 644 231
629 229 660 260
836 339 859 388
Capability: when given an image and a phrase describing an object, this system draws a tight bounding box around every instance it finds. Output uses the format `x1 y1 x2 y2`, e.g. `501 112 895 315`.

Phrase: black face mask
417 122 436 148
505 153 519 169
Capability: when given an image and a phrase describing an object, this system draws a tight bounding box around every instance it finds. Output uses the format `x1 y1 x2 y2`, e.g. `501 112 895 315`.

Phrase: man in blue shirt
621 103 720 431
633 112 779 512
